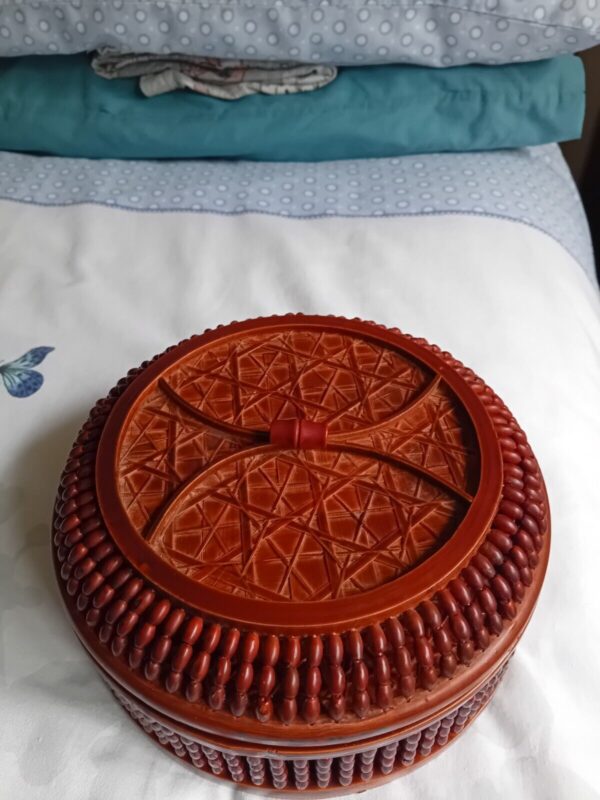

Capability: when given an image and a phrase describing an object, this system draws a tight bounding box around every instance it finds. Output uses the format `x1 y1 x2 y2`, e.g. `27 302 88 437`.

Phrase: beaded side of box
110 660 508 794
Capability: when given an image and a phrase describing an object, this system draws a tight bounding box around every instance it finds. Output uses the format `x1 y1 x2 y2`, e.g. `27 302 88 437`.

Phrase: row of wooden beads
473 390 547 620
51 400 245 719
219 660 500 786
57 498 290 728
383 587 492 697
53 394 116 553
53 442 212 706
58 510 531 728
384 494 542 691
114 662 504 793
54 411 113 609
437 348 547 551
60 496 518 725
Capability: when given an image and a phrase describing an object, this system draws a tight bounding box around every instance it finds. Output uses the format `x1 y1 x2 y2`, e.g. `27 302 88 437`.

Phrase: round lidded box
52 315 549 794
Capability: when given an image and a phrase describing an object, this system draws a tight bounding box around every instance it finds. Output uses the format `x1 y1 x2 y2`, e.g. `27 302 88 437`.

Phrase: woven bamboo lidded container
52 315 550 794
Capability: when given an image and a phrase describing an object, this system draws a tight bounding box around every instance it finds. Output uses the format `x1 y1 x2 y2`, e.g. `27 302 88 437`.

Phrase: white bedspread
1 195 599 799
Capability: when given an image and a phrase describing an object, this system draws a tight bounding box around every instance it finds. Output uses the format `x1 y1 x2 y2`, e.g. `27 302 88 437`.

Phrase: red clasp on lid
269 418 328 449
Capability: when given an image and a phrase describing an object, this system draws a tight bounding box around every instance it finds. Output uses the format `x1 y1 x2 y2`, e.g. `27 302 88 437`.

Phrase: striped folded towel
91 49 338 100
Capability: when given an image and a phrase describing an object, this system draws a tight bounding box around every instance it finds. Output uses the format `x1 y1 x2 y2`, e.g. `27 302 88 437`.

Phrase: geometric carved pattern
115 326 480 601
118 386 244 534
166 329 433 433
147 449 467 601
347 378 480 498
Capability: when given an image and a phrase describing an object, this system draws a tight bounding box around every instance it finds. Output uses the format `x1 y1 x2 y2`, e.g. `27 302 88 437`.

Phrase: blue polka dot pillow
0 1 598 65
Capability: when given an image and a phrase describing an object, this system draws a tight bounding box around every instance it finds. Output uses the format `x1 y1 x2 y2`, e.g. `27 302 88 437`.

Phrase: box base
107 661 508 795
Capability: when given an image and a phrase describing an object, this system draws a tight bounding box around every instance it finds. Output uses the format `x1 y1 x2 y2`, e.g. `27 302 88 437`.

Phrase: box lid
53 315 549 747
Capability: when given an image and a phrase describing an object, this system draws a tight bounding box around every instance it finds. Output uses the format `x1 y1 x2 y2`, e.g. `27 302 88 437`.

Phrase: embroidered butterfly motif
0 347 54 398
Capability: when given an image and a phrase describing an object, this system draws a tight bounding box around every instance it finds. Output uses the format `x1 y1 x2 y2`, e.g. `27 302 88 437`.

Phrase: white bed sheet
1 180 600 800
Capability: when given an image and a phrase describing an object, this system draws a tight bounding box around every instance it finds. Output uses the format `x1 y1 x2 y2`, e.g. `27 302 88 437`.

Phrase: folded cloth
91 49 338 99
0 55 584 162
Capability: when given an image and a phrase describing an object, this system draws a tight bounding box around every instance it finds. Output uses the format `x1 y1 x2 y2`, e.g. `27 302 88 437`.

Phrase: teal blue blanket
0 55 585 161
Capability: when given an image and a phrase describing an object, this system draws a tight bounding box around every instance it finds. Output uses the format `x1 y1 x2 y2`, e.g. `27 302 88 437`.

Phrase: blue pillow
0 1 598 67
0 55 585 162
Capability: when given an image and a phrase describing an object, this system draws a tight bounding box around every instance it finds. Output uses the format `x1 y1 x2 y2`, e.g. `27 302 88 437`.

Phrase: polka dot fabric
0 0 598 64
0 144 593 281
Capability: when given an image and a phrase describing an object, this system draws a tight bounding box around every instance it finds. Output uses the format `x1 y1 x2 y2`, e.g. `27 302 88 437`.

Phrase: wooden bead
92 583 114 609
63 528 83 548
464 602 484 632
305 664 322 696
386 617 405 647
437 589 459 616
480 541 504 566
440 652 458 677
302 697 320 724
82 571 104 596
415 638 434 668
499 499 524 520
74 556 97 580
328 665 345 696
147 599 171 626
98 556 124 578
419 599 442 629
521 514 540 536
256 635 279 723
451 615 471 645
368 622 387 653
105 599 127 626
472 553 496 579
501 560 521 585
129 588 155 617
83 528 107 550
67 543 88 565
327 632 344 664
520 566 533 586
182 616 204 644
221 627 241 659
491 575 513 603
509 545 529 569
307 633 323 665
263 634 280 665
449 578 473 606
503 486 527 505
434 626 453 655
462 565 484 591
347 629 363 661
404 609 426 638
488 530 512 553
171 643 193 674
493 514 518 535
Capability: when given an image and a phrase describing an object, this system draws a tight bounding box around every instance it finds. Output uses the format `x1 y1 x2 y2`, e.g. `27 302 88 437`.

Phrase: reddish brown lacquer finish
52 315 550 794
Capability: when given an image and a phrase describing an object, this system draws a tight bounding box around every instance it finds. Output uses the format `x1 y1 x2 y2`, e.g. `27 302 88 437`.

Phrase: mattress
0 144 599 800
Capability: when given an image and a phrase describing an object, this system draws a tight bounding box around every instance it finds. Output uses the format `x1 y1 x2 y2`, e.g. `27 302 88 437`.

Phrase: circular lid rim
95 315 502 633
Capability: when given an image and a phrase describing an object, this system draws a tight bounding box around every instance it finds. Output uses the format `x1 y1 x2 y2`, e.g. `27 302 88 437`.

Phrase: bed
1 143 599 799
